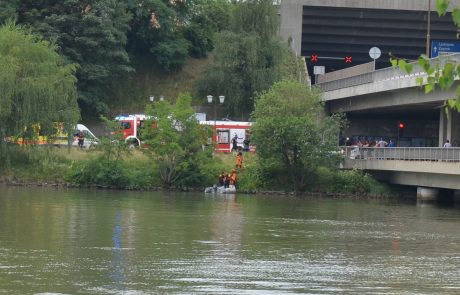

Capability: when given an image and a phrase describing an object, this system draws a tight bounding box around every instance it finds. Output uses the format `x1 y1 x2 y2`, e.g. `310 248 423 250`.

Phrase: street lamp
149 95 165 102
207 94 225 141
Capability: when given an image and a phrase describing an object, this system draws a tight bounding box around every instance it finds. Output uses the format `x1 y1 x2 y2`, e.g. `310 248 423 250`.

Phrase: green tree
251 80 345 192
16 0 133 115
184 0 233 58
142 93 212 188
0 0 18 23
198 0 285 117
0 22 80 163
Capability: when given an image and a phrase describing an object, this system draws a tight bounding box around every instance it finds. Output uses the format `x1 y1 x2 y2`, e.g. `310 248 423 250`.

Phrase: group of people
216 136 246 188
343 137 396 148
218 170 237 188
231 134 251 152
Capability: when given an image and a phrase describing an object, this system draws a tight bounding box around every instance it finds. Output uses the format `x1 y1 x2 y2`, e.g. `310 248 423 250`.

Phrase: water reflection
110 212 124 291
1 187 460 294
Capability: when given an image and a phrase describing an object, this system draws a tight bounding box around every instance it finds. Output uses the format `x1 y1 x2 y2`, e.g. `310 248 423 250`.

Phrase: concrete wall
343 159 460 189
280 0 460 55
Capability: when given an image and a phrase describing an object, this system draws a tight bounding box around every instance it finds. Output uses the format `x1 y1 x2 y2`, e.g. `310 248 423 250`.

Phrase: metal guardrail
342 146 460 162
317 53 460 92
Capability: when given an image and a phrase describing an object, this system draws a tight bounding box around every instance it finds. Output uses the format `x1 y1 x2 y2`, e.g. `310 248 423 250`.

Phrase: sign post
369 47 381 70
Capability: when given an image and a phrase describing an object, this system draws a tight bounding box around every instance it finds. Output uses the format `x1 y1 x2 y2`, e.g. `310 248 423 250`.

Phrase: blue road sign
431 40 460 57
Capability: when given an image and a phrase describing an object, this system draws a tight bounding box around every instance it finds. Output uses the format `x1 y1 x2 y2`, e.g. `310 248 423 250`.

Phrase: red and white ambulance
199 120 253 153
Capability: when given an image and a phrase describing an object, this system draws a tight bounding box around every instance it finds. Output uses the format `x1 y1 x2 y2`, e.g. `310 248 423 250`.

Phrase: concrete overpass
318 54 460 148
318 54 460 199
341 146 460 199
278 1 460 197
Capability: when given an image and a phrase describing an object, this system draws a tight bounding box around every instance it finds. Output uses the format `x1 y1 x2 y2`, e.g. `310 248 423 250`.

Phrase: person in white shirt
443 140 452 147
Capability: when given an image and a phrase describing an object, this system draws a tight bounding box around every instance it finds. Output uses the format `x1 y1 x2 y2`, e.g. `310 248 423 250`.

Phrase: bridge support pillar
439 108 460 147
417 187 439 201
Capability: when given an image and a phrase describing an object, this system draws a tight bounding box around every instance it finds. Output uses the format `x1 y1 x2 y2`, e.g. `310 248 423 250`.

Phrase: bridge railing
317 53 460 92
342 146 460 162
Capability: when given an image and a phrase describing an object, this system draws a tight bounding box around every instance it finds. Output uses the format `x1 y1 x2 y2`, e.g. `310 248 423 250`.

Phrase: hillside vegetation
107 55 213 116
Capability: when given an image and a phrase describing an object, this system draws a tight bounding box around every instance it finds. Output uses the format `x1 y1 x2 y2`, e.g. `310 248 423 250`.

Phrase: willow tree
198 0 285 118
0 22 80 163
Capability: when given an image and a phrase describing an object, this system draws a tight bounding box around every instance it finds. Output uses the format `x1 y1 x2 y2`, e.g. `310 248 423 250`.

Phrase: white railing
342 146 460 162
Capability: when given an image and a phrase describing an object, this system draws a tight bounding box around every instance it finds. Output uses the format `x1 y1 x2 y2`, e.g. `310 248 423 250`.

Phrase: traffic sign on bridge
431 40 460 57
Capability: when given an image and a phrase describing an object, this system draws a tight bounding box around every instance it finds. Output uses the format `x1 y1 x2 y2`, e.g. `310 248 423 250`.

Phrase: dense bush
1 145 73 182
66 153 159 189
313 167 391 196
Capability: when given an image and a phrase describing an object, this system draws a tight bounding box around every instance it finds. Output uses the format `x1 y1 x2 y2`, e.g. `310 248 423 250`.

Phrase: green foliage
66 153 159 189
313 168 391 196
66 118 159 189
251 80 346 192
127 0 229 71
1 145 73 182
142 93 213 188
0 0 18 23
16 0 133 116
198 0 285 117
436 0 449 16
0 22 80 165
12 0 231 116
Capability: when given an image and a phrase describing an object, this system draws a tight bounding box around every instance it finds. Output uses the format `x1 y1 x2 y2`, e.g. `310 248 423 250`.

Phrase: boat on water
204 185 236 194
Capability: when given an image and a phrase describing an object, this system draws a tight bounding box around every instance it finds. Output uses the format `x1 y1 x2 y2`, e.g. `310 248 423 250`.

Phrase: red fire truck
114 114 149 147
115 114 253 152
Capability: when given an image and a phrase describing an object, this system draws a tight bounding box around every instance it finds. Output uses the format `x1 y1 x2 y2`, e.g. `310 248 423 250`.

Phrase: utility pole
426 0 431 57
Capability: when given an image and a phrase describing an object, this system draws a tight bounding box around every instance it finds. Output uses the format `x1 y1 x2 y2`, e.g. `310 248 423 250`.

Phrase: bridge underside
326 83 460 148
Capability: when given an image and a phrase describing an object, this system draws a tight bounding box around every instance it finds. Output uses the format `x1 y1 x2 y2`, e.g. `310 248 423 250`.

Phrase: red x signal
310 54 318 62
344 56 352 63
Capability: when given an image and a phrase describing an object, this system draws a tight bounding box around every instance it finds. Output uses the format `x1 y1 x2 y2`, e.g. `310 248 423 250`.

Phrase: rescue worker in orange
230 169 237 186
235 151 243 169
77 130 85 148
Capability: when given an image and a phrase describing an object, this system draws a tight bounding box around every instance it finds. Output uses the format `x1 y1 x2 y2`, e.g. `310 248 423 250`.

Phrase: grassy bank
0 145 391 197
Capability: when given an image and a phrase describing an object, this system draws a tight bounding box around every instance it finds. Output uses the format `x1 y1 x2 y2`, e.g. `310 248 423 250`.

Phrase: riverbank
0 145 392 197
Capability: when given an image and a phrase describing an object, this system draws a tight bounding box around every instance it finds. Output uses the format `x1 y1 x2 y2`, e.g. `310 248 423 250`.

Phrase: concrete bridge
340 146 460 200
318 54 460 199
318 54 460 148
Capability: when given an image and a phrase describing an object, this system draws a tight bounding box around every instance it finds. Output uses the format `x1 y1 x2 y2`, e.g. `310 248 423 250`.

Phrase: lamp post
149 95 164 102
207 95 225 141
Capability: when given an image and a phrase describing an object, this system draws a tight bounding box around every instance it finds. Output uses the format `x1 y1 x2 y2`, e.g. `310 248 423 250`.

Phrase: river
1 186 460 294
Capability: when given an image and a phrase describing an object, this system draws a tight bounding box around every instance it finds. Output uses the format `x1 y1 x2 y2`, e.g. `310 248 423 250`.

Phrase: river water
1 187 460 294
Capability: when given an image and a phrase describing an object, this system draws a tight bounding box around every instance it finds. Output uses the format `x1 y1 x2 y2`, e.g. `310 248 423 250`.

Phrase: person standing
243 137 250 152
443 139 452 147
231 134 239 152
218 171 225 186
77 130 85 148
235 151 243 169
230 169 237 186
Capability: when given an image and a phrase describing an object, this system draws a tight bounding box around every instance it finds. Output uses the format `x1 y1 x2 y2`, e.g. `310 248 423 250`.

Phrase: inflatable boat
204 185 236 194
